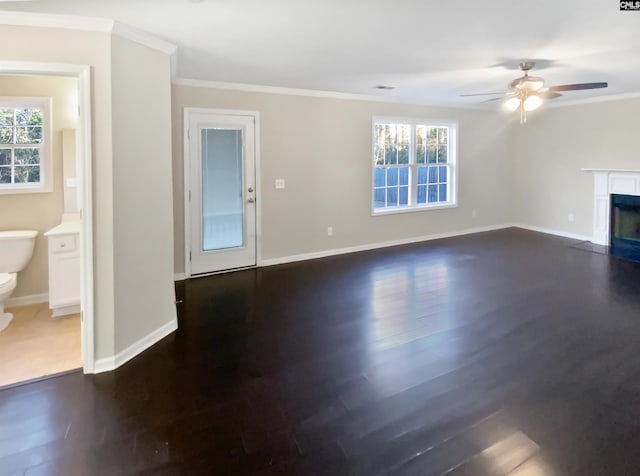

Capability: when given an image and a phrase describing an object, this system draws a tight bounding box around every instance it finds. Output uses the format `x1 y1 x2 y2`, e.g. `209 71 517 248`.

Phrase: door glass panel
201 128 244 251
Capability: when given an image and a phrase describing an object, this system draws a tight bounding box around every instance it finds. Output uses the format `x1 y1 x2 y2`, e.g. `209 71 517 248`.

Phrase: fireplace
584 168 640 247
610 193 640 262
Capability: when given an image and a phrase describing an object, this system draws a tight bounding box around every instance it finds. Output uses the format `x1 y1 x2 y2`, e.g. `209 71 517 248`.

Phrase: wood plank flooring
1 228 640 475
0 303 81 388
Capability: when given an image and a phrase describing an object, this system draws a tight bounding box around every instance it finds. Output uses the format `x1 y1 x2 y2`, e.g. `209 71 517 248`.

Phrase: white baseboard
174 273 186 281
93 319 178 374
51 304 81 318
260 223 512 267
512 223 591 242
6 293 48 308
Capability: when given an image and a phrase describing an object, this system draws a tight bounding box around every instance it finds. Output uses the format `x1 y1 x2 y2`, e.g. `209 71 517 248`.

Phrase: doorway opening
0 61 94 387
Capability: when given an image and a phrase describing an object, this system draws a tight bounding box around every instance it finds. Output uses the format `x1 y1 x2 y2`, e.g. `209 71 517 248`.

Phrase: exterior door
186 110 256 275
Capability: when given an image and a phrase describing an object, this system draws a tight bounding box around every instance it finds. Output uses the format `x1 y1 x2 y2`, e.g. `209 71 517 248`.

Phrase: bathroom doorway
0 62 94 387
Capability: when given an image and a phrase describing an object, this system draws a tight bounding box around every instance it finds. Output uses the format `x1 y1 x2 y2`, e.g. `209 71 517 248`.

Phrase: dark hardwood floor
2 228 640 475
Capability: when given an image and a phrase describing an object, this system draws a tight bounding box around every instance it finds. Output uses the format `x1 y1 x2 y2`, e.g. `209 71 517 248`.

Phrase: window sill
0 184 51 195
372 202 458 217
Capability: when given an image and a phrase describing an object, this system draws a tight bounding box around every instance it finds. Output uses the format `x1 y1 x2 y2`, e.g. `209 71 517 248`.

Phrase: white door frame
183 108 262 277
0 61 95 373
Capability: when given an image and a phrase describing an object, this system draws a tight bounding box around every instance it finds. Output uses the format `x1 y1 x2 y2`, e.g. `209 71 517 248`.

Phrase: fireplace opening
610 193 640 263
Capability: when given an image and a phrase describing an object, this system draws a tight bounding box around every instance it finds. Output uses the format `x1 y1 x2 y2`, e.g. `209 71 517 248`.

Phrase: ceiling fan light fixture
510 75 545 91
523 76 545 91
523 94 543 111
505 97 521 111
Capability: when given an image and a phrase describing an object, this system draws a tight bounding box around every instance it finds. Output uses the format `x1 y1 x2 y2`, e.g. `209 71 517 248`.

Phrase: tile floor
0 302 81 388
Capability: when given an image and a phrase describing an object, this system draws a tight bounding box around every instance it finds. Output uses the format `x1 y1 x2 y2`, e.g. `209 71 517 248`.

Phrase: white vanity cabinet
45 221 81 317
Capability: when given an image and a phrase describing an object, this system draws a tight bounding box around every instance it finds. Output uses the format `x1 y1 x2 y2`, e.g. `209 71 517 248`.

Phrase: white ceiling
2 0 640 107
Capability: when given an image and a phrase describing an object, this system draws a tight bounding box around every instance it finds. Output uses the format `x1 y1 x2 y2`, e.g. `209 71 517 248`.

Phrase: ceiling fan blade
483 97 504 103
549 82 608 92
538 91 562 99
460 92 504 97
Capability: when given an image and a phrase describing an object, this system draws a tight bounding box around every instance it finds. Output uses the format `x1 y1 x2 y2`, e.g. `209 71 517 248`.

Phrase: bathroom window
0 98 52 194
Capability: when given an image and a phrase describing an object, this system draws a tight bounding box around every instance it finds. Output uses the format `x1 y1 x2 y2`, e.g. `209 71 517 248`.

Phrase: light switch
275 179 285 189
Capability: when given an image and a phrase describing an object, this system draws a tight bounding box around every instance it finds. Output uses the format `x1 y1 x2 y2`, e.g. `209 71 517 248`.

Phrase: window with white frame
372 118 456 214
0 98 51 194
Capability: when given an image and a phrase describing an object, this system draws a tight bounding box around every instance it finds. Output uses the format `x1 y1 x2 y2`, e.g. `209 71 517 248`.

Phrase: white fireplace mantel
583 168 640 245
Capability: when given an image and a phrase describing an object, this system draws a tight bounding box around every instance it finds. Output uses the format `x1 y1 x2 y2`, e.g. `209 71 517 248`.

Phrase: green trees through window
0 107 43 185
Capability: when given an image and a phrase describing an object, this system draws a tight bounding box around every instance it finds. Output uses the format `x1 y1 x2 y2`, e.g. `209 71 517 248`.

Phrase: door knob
247 197 255 203
248 187 254 192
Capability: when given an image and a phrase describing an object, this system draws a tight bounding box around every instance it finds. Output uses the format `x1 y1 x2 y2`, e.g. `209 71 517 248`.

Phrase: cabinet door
50 253 81 307
48 234 81 310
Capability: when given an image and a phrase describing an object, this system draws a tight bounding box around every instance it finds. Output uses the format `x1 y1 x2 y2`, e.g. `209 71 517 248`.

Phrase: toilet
0 230 38 332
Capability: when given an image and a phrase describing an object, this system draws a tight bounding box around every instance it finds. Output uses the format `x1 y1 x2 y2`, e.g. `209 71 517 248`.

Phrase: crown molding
0 11 177 56
111 21 177 56
172 77 489 111
0 10 113 31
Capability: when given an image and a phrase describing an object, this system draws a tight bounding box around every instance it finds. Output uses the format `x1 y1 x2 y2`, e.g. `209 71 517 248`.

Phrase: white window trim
371 117 458 216
0 96 52 195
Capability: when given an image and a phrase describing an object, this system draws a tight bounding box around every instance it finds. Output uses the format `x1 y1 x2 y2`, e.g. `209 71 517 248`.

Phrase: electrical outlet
275 179 285 189
568 213 575 222
471 209 477 218
327 226 333 236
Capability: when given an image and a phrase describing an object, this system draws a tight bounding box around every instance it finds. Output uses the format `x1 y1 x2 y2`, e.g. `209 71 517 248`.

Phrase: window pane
201 128 244 251
16 126 42 144
15 108 42 126
417 166 427 184
399 167 409 186
388 187 398 205
14 165 40 183
15 148 40 165
437 145 448 163
439 165 447 182
0 127 12 144
387 167 398 186
427 166 438 184
385 147 397 165
374 145 384 165
374 168 386 187
0 109 12 126
416 144 426 164
428 184 438 203
374 188 385 208
0 149 10 165
439 127 448 144
0 166 10 183
439 184 447 202
417 184 426 204
399 186 409 205
427 143 437 163
398 145 409 164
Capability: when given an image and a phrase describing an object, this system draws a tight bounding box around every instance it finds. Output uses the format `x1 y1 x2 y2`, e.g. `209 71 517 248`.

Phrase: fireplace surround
584 169 640 248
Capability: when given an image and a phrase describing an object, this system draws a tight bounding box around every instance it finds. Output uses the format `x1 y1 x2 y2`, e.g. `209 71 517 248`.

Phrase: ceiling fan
462 61 608 124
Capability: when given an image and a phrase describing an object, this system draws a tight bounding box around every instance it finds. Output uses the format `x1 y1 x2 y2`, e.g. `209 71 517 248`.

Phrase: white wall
512 97 640 237
111 35 176 352
172 85 514 272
